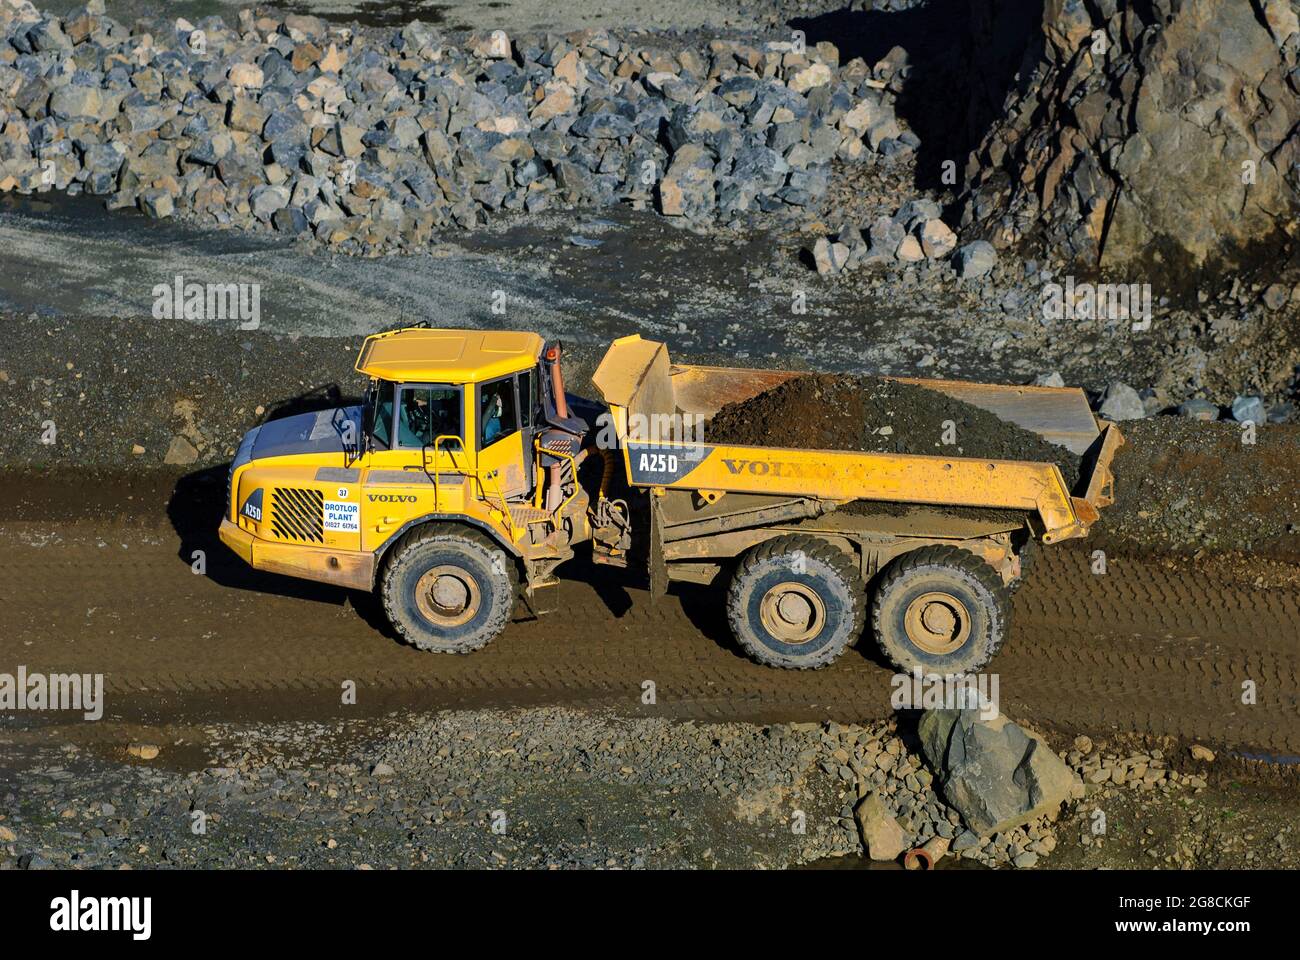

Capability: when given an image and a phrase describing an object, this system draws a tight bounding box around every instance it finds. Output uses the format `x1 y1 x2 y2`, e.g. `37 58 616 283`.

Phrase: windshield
397 384 462 448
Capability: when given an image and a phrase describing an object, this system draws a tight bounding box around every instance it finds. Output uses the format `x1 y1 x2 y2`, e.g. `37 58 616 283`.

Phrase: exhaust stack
546 342 569 420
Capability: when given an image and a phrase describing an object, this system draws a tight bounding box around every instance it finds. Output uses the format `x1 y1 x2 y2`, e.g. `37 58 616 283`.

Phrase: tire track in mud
1 521 1297 753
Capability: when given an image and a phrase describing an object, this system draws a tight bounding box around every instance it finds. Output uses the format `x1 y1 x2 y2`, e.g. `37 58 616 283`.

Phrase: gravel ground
30 0 794 34
0 708 886 869
3 164 1297 415
1097 418 1300 557
2 706 1294 870
1050 735 1300 870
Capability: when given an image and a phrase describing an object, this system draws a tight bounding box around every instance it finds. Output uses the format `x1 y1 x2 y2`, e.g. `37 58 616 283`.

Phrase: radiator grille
270 487 324 543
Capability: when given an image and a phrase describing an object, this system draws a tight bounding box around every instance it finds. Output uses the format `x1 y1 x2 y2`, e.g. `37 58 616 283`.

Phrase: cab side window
480 376 519 447
397 385 461 448
518 369 535 430
370 380 394 449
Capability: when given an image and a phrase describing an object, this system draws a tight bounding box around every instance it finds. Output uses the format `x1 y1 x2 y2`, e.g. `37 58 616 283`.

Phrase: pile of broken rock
837 709 1083 869
810 198 995 280
0 0 918 253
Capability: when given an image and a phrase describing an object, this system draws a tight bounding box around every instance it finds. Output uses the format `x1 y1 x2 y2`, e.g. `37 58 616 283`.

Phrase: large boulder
959 0 1300 277
658 143 716 219
954 239 996 278
918 710 1078 836
1098 381 1145 421
853 792 909 861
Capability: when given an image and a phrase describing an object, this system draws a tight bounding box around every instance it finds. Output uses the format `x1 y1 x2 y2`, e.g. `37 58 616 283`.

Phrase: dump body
591 335 1121 545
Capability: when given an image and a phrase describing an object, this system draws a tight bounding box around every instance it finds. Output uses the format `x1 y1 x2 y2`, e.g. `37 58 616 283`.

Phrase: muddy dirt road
3 476 1297 756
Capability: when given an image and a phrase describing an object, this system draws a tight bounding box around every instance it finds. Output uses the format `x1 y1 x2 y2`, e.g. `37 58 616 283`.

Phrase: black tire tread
380 523 514 654
870 543 1012 673
726 534 866 670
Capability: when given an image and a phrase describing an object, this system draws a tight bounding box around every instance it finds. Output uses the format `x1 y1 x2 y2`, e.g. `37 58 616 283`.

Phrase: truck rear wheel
871 544 1010 675
381 525 515 653
726 535 866 670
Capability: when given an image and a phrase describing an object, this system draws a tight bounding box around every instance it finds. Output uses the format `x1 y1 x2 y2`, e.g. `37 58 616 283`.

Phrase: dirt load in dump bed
706 374 1084 490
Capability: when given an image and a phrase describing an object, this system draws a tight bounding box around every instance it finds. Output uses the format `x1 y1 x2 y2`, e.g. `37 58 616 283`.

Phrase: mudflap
517 557 564 620
649 494 667 604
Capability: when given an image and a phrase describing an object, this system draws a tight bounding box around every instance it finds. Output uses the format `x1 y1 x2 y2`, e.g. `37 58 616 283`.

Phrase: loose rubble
0 0 919 253
5 704 1281 871
0 707 1067 870
806 197 961 277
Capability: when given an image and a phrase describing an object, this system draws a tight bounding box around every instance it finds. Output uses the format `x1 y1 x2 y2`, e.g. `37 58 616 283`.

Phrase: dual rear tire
870 544 1010 674
725 535 866 670
726 536 1010 674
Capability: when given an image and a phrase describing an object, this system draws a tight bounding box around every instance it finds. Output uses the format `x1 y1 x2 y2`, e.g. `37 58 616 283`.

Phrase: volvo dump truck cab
220 327 1123 674
220 326 593 653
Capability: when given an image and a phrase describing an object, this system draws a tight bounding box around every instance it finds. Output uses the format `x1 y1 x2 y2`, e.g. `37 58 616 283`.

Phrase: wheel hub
415 565 482 628
904 592 971 656
759 582 826 645
431 574 469 609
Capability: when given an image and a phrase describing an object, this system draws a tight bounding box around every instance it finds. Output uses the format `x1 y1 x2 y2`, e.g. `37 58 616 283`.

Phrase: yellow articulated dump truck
219 327 1122 674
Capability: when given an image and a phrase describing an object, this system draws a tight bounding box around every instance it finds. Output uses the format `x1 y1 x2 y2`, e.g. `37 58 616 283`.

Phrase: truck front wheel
381 525 515 653
871 544 1010 675
726 535 866 670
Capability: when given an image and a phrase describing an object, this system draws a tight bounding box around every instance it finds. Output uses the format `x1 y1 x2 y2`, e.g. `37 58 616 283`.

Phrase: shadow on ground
792 0 1046 193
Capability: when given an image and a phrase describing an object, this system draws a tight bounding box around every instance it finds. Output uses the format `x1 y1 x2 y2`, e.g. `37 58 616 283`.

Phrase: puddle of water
1232 751 1300 766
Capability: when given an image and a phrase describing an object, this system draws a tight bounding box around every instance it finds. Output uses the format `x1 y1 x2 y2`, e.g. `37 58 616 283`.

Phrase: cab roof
355 327 544 383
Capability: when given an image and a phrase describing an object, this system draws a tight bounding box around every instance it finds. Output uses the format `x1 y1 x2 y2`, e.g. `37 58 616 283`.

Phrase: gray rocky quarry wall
959 0 1300 277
